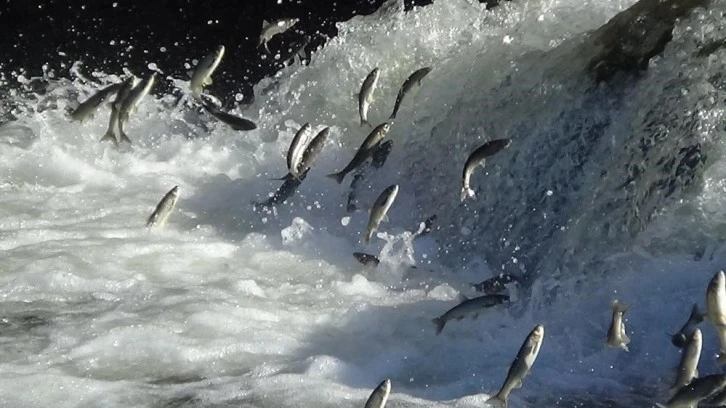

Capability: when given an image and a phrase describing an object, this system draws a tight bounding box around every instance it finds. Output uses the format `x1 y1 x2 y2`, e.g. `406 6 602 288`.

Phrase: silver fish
201 99 257 131
353 252 380 267
471 274 522 294
327 122 391 184
671 303 704 349
190 45 225 97
100 76 140 145
287 123 312 175
389 67 432 119
364 379 391 408
259 18 300 54
70 82 122 123
606 299 630 351
347 140 394 213
460 138 512 201
707 271 726 363
432 293 509 335
656 374 726 408
286 35 311 65
365 184 399 243
486 325 545 408
671 328 702 396
146 186 180 227
359 68 380 127
295 127 329 173
275 127 330 181
118 73 156 145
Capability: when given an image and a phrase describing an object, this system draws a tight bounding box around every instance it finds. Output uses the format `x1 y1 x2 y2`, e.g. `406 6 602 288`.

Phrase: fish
327 122 391 184
285 123 312 176
100 76 140 145
275 127 329 181
146 186 180 227
471 274 522 294
414 214 437 238
253 168 310 210
706 271 726 363
656 374 726 408
486 325 545 408
117 73 156 145
70 82 123 123
389 67 432 119
347 140 394 213
460 138 512 201
606 299 630 351
364 184 399 243
286 35 311 65
353 252 381 267
670 328 702 396
364 379 391 408
201 99 257 131
670 303 704 349
359 68 380 127
190 45 225 97
431 293 510 335
259 18 300 54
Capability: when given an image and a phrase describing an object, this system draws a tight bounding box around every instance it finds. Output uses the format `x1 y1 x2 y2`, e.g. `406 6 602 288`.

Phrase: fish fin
264 43 271 54
460 188 475 202
262 19 269 28
611 299 629 314
654 404 668 408
457 294 469 303
326 172 345 184
382 214 389 223
118 131 132 145
485 395 507 408
718 352 726 365
694 368 698 377
99 131 118 145
432 318 446 335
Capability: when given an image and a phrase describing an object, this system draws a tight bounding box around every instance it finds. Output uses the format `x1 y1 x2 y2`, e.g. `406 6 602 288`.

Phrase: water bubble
341 217 350 226
546 190 553 196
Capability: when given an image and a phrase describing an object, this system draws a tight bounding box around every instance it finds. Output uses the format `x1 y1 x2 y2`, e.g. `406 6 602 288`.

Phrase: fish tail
485 394 507 408
389 111 397 120
460 187 475 202
118 131 133 145
432 317 446 335
611 299 628 314
99 131 118 145
326 172 345 184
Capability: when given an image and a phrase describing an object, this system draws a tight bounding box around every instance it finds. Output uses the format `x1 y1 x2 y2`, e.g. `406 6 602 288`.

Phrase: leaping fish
147 186 180 227
389 67 432 119
327 122 391 184
190 45 225 98
431 293 509 335
460 138 512 201
364 184 399 243
364 379 391 408
606 299 630 351
486 325 545 408
359 68 380 127
70 82 123 123
259 18 300 54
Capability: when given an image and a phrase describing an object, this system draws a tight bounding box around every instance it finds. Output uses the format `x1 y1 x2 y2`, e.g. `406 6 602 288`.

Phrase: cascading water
1 0 726 407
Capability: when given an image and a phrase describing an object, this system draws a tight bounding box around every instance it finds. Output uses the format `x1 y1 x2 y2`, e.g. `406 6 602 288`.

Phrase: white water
1 0 726 406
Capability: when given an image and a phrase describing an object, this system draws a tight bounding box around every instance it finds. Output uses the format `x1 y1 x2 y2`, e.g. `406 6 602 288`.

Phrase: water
1 0 726 406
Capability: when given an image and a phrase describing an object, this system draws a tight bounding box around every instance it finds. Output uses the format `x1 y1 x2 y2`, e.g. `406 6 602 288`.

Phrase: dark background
0 0 504 103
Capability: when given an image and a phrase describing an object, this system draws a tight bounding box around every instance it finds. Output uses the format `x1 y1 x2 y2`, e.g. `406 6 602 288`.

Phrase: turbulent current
1 0 726 406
